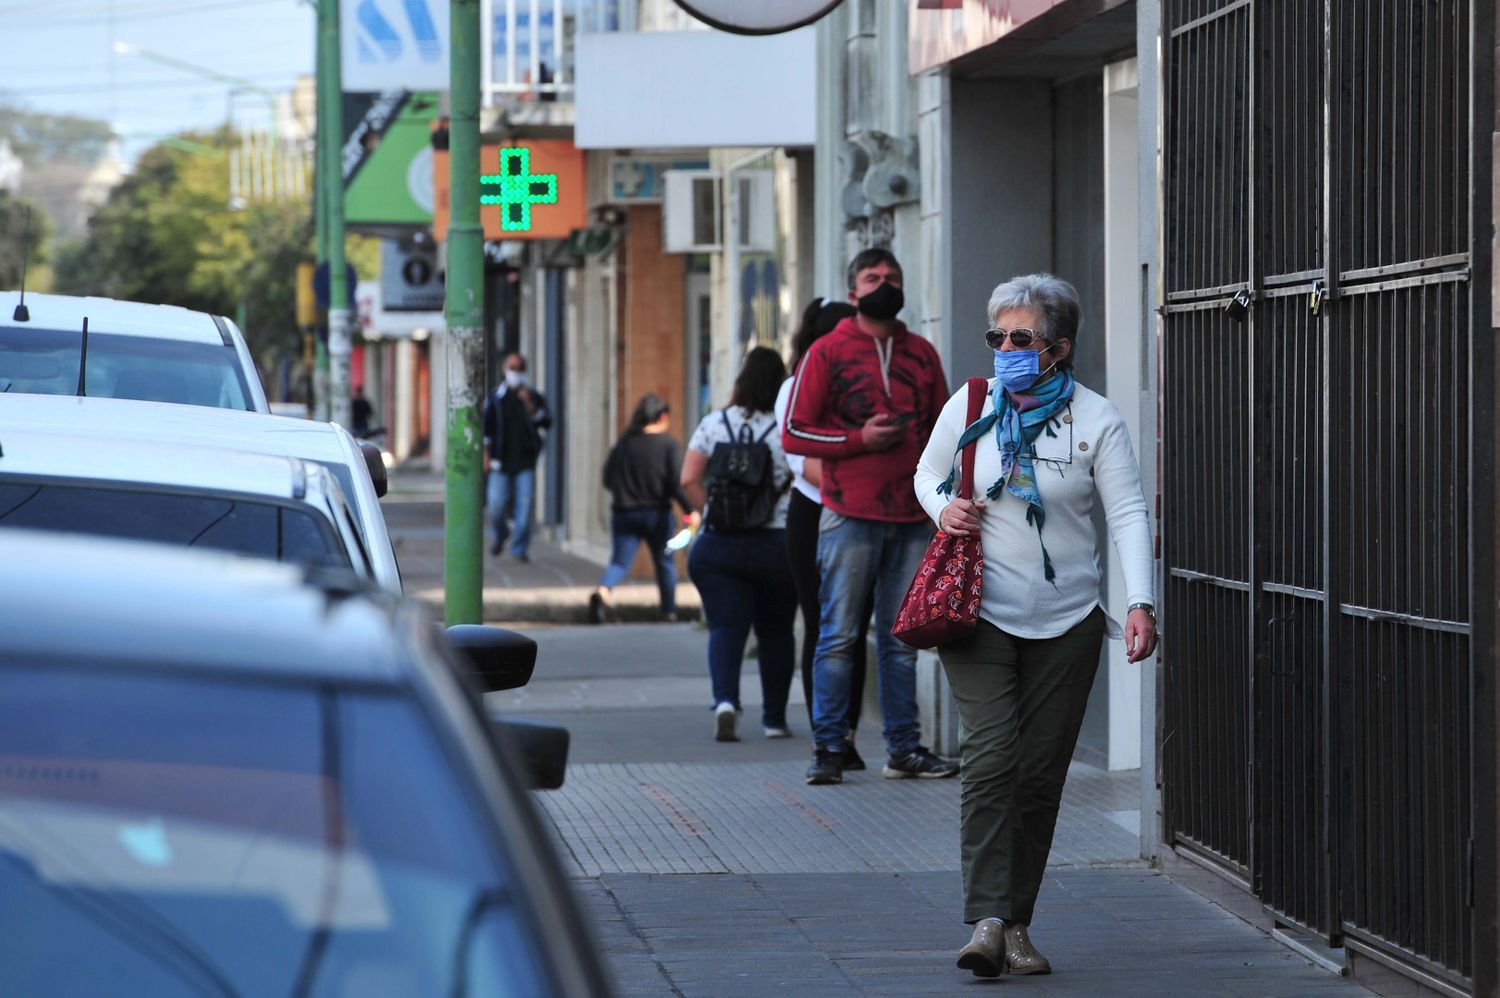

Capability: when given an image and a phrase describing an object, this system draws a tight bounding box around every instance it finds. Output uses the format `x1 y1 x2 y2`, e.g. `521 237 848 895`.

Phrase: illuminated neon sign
479 147 559 232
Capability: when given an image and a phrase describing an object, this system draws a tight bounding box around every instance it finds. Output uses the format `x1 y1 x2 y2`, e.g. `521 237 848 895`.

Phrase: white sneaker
763 725 792 739
714 702 739 742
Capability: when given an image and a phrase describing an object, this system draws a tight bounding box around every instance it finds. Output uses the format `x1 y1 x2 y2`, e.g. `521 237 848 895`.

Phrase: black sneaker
805 749 844 785
842 743 867 771
882 746 960 779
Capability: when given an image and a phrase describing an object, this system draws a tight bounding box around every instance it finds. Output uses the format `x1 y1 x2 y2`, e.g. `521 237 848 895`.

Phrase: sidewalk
490 624 1374 998
383 465 700 624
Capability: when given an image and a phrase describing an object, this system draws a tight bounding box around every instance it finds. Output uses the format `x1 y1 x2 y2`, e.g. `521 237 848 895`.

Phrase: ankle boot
955 918 1003 978
1003 921 1051 975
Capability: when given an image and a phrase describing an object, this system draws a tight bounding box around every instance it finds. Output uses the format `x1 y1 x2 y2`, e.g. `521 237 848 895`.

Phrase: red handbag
892 377 988 649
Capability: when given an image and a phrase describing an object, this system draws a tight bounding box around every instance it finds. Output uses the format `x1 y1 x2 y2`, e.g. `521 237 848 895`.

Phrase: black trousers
785 489 867 730
938 608 1106 925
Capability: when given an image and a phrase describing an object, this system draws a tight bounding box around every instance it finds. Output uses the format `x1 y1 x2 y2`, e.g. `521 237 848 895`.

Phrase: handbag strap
958 377 987 500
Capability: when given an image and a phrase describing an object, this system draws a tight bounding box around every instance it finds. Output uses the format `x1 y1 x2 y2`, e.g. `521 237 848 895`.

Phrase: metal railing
1160 0 1490 991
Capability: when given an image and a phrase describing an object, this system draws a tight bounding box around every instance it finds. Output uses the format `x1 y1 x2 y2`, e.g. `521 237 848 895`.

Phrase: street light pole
445 0 486 624
316 0 351 430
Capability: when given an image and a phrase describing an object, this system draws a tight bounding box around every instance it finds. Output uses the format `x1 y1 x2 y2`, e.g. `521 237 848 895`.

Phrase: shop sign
609 156 711 203
433 139 587 242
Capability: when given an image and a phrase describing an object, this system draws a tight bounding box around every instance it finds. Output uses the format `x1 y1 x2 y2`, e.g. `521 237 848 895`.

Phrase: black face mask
855 281 904 321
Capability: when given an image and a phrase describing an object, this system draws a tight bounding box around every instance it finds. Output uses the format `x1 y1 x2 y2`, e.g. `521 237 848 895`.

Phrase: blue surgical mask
993 350 1041 393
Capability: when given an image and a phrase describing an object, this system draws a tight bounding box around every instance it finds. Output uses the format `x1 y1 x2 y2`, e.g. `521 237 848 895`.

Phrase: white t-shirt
774 377 820 504
687 405 792 529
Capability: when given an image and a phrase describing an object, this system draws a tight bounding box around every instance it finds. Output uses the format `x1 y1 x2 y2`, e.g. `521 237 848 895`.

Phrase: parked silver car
0 291 269 412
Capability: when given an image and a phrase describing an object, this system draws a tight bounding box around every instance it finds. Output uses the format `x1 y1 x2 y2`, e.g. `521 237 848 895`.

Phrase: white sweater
913 378 1154 640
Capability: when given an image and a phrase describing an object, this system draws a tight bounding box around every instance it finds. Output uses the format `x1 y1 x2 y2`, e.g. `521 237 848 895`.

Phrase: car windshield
0 480 351 570
0 324 253 411
0 667 549 997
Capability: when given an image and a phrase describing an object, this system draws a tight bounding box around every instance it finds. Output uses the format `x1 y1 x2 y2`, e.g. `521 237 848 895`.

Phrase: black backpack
703 411 783 532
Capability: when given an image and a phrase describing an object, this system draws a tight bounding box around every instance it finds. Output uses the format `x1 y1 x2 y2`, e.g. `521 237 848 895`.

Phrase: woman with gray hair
913 273 1157 978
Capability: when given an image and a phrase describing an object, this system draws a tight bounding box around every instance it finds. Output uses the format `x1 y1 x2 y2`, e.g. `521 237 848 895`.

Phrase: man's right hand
860 413 905 451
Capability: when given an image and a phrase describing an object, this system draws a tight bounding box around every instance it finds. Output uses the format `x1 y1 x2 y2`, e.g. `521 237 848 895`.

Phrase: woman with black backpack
680 347 797 743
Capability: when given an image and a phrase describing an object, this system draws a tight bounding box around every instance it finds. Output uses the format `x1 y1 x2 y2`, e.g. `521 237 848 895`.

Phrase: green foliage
54 132 333 369
0 188 51 288
49 130 388 378
0 104 114 164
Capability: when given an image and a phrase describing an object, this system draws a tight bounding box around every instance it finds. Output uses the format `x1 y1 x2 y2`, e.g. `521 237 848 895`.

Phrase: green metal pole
312 3 331 421
318 0 350 429
444 0 486 624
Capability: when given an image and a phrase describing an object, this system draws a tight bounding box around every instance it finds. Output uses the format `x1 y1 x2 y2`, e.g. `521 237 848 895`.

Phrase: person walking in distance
592 393 698 623
681 347 798 743
776 297 872 771
482 353 551 562
783 248 960 785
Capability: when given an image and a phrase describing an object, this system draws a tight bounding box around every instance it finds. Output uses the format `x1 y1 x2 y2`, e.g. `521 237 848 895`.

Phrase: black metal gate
1161 0 1492 991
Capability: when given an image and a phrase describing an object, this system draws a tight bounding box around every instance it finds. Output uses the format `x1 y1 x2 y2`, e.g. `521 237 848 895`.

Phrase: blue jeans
599 507 678 614
688 528 797 729
812 514 930 757
486 467 535 557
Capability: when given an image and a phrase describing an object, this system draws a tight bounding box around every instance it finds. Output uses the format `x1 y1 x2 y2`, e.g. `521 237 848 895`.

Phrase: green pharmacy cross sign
480 148 559 232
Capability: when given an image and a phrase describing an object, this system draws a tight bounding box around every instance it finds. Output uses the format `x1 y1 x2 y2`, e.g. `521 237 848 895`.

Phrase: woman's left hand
1125 608 1157 663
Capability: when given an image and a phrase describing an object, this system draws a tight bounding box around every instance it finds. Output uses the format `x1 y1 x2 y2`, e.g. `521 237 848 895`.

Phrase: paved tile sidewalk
384 467 701 623
538 761 1140 877
580 868 1373 997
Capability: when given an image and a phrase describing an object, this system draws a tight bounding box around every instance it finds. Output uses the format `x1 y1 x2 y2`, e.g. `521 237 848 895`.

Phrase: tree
0 104 113 164
54 130 380 381
0 189 50 289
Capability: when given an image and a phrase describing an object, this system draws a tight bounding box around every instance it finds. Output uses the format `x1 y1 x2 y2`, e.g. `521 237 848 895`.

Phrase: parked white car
0 291 269 412
0 394 401 591
0 428 376 581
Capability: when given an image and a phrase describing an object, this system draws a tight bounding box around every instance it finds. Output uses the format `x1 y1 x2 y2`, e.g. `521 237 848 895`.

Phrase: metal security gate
1160 0 1494 992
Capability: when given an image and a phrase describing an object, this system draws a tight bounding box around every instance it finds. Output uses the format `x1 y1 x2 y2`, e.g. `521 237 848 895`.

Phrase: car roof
0 530 416 684
0 427 334 503
0 291 227 345
0 392 353 464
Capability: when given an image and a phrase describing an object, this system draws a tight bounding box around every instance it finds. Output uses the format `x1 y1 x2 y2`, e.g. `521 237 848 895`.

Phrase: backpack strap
754 418 776 443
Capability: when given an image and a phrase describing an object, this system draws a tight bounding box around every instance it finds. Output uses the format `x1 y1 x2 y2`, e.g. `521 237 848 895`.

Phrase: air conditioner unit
663 170 721 253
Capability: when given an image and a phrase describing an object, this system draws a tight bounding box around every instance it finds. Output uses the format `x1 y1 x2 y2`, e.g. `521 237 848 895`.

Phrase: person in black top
351 387 375 438
482 353 551 561
591 393 696 623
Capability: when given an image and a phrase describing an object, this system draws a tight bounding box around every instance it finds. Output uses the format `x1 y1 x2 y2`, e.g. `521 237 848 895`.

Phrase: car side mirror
489 715 569 790
358 440 388 498
445 624 536 692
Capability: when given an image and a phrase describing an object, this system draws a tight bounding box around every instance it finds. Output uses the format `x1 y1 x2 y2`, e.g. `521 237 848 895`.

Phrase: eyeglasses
984 327 1048 350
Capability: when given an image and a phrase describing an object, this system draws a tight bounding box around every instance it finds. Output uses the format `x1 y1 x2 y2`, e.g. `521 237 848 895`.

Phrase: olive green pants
939 607 1106 925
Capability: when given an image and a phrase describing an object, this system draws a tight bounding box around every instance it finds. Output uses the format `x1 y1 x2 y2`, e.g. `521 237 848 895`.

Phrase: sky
1 0 316 161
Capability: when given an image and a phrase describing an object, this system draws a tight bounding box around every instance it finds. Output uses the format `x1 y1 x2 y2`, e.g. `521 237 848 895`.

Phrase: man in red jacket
784 248 960 785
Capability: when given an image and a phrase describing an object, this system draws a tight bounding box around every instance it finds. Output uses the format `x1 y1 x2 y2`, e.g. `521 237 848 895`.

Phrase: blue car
0 531 610 997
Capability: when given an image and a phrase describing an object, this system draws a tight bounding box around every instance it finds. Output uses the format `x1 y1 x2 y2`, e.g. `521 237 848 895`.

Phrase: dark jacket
482 383 551 473
603 431 693 514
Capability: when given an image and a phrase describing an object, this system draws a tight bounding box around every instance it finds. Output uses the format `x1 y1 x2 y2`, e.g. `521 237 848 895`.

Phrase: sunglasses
984 327 1049 350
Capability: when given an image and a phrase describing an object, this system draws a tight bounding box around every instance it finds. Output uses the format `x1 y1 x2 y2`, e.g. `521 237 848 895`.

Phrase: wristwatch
1128 602 1155 618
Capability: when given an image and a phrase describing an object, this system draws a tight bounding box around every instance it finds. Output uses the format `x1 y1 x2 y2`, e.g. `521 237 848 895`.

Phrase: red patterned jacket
782 317 949 523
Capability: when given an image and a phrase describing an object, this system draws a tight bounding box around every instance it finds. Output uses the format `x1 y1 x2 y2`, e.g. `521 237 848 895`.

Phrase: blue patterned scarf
938 371 1075 582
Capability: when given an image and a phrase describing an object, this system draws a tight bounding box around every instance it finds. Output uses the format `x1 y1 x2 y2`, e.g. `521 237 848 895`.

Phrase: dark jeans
598 507 677 615
688 527 797 729
938 607 1107 925
786 490 867 731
